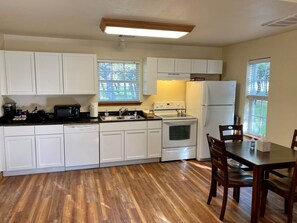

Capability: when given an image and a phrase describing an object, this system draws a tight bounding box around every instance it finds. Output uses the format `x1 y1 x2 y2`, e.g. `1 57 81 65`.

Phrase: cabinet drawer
35 125 64 135
100 121 147 131
4 126 35 136
148 121 161 129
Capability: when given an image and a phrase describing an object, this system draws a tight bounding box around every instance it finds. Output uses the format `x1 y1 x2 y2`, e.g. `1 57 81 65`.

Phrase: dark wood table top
225 141 297 168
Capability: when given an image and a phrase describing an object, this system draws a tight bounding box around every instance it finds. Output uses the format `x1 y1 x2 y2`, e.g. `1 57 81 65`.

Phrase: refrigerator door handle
204 106 208 127
205 84 209 106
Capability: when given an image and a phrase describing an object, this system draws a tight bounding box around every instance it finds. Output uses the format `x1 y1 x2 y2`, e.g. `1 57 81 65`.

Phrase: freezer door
202 81 236 105
197 105 234 160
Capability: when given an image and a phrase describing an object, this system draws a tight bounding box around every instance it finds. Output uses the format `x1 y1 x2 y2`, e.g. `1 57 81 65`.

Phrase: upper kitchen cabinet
0 50 6 95
35 52 63 95
191 59 223 74
191 59 207 74
63 53 97 94
157 58 175 73
143 57 157 95
174 59 191 73
207 60 223 74
5 51 36 95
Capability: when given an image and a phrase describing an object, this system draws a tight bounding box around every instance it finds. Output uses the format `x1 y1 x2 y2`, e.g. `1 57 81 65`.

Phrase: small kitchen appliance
3 103 16 122
154 101 197 162
186 81 236 161
54 104 81 121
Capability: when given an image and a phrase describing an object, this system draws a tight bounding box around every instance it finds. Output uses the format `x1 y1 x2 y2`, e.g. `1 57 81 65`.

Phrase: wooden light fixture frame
100 18 195 36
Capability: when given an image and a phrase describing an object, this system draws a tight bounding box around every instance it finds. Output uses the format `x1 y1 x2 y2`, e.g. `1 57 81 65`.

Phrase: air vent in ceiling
262 13 297 27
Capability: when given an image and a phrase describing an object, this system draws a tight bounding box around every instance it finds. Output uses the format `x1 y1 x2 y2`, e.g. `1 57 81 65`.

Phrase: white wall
223 30 297 147
2 34 223 112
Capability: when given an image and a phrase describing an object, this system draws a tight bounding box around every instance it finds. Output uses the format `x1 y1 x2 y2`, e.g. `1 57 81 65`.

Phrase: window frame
97 60 141 105
244 58 270 137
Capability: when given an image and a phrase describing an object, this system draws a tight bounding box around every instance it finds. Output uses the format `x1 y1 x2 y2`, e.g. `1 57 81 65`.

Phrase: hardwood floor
0 160 296 222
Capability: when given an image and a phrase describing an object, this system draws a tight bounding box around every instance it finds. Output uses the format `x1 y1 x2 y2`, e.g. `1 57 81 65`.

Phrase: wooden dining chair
269 129 297 178
260 158 297 223
206 134 253 221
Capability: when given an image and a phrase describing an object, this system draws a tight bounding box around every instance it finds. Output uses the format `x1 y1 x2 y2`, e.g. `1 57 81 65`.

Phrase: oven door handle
163 120 197 125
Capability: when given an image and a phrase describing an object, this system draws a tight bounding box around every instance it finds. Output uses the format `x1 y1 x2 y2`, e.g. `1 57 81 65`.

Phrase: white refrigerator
186 81 236 160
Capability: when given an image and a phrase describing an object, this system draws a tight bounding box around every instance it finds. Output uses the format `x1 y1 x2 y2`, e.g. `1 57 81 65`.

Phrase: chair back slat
219 125 243 142
291 129 297 150
207 134 228 181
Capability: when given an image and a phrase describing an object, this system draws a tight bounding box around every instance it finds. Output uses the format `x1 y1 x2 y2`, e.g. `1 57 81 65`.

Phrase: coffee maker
3 103 16 122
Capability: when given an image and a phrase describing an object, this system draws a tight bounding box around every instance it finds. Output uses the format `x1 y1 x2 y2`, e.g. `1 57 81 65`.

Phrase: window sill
244 133 261 140
98 101 142 106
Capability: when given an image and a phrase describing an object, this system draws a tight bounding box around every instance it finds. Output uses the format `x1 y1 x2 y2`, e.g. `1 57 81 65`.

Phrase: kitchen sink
100 115 145 121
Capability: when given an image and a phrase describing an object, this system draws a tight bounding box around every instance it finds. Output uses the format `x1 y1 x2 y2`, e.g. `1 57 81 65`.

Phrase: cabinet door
4 136 36 171
36 134 64 168
0 50 7 95
207 60 223 74
35 52 63 94
5 51 36 95
157 58 174 73
125 130 147 160
143 57 157 95
63 53 97 94
148 129 162 158
191 59 207 74
100 131 124 163
175 59 191 73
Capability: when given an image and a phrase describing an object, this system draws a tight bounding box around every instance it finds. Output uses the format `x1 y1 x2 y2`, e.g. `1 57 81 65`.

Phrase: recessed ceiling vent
262 13 297 27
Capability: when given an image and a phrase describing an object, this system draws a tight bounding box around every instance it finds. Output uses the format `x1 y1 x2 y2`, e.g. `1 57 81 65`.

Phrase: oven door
162 119 197 148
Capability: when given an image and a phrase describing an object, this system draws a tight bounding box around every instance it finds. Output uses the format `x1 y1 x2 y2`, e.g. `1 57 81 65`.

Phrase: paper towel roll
90 102 98 118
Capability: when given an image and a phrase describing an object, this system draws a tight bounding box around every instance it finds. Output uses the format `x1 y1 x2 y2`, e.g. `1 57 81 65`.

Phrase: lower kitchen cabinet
36 134 64 168
100 131 124 163
147 120 162 158
125 130 147 160
5 135 36 171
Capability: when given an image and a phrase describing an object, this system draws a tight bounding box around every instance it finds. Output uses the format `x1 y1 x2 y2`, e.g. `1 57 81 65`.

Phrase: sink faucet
119 107 128 116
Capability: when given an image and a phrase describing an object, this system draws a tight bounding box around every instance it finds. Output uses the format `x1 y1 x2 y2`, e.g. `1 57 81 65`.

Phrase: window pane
98 61 140 102
245 59 270 136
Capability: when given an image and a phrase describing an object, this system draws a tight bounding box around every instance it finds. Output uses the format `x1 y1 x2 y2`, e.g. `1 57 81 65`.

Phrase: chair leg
285 199 288 214
220 186 228 221
264 170 269 179
207 178 216 205
233 187 240 202
260 187 268 217
287 200 294 223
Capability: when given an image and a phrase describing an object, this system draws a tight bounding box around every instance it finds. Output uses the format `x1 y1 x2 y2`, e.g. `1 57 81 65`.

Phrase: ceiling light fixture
100 18 195 39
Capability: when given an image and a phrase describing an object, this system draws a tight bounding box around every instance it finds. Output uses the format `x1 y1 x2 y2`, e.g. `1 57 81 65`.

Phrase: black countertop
0 112 161 126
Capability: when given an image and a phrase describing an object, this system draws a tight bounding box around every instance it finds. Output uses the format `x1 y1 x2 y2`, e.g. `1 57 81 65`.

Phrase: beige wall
223 30 297 147
2 34 222 112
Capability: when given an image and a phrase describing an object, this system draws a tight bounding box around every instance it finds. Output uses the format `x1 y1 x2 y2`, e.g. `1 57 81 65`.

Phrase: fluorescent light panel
100 18 195 39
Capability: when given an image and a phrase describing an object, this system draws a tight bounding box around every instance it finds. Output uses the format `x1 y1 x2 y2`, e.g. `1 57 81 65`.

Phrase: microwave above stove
54 104 81 121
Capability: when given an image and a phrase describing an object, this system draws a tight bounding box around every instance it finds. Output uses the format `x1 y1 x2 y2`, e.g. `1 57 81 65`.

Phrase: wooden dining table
225 141 297 223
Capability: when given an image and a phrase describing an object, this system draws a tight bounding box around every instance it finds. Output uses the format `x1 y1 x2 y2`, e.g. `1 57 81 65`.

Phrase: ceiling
1 0 297 47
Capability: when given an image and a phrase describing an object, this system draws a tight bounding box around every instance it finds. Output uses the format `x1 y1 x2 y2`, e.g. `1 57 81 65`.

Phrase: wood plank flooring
0 160 296 222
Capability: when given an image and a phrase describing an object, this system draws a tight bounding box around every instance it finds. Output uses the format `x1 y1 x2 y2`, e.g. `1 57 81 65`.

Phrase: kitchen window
244 58 270 137
98 60 140 104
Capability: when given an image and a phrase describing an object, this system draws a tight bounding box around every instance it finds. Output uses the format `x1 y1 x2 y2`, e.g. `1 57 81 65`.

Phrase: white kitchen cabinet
191 59 207 74
0 127 4 172
157 58 175 73
143 57 157 95
175 59 191 73
100 131 124 163
63 53 97 94
100 121 148 164
5 51 36 95
147 121 162 158
207 60 223 74
125 130 147 160
0 50 7 95
4 126 36 171
35 52 63 94
64 124 99 169
35 125 64 168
